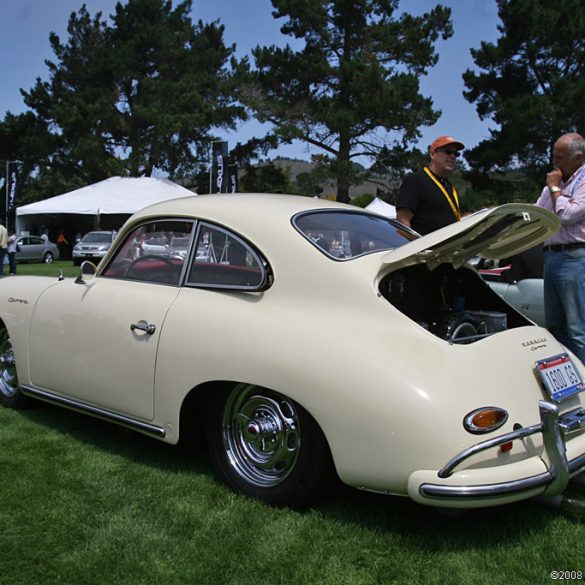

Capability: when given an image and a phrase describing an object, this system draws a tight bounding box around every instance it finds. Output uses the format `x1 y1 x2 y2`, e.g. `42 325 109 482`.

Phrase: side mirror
75 260 97 284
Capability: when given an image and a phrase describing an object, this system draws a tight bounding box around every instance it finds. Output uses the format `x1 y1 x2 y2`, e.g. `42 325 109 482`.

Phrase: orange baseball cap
431 136 465 151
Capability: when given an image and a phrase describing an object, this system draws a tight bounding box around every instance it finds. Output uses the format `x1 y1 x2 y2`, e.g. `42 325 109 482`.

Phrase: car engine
379 263 533 344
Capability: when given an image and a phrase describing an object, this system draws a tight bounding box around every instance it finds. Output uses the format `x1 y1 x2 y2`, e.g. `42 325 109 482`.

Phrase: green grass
7 259 81 279
1 404 584 585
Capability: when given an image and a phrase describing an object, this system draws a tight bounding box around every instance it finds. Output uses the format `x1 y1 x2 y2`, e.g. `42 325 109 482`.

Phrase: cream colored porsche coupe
1 194 585 509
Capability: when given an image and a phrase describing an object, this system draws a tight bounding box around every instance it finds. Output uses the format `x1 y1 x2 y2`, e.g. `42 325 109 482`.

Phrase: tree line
1 0 584 210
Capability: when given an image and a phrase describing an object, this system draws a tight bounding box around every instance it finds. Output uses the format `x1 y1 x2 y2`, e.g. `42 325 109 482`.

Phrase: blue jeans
0 248 5 275
544 248 585 364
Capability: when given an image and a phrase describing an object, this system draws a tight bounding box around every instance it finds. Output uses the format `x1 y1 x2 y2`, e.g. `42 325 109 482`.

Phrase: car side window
186 223 266 290
102 220 194 285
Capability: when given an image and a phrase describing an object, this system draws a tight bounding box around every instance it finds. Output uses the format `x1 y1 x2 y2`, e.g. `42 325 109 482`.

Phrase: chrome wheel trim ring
222 384 301 488
0 330 19 399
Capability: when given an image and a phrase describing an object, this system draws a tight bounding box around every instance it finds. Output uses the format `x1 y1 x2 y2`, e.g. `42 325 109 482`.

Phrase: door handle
130 322 156 335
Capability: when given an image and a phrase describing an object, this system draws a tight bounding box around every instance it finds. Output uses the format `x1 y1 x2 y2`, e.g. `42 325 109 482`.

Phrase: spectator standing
0 220 8 275
536 132 585 364
56 229 69 259
7 231 17 275
396 136 464 235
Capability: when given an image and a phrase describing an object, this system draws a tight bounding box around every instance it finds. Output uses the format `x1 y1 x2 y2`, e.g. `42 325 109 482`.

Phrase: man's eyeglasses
437 148 460 157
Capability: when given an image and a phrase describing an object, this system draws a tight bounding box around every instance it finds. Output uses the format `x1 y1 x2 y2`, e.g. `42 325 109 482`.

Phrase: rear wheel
43 252 54 264
207 383 334 507
0 326 30 409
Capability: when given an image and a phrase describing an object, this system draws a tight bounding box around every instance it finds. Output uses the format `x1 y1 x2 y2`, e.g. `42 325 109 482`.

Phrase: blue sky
0 0 501 161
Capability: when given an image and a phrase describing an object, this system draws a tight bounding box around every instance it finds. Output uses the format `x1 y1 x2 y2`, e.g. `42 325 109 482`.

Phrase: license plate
536 353 584 402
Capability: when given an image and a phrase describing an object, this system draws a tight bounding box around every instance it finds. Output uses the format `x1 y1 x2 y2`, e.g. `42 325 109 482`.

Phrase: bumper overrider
408 401 585 508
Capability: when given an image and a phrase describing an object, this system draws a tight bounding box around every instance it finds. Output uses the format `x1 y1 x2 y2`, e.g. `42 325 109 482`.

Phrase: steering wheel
125 255 177 280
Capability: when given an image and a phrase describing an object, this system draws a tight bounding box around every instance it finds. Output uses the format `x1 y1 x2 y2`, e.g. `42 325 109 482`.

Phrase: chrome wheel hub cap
223 385 301 488
0 332 18 399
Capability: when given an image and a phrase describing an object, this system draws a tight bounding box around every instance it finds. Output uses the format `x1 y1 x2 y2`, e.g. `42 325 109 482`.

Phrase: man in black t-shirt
396 136 464 235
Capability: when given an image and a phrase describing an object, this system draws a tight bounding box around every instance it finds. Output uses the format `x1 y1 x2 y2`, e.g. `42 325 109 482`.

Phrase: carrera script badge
522 337 548 351
8 297 29 304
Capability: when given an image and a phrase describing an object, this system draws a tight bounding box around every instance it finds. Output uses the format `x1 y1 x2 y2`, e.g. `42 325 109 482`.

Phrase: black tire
43 252 54 264
0 326 31 409
207 383 334 508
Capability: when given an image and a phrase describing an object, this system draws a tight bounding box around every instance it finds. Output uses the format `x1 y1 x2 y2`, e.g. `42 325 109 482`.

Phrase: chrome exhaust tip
536 494 585 518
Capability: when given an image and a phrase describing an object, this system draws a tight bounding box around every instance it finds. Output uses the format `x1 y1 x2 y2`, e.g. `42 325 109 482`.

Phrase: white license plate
536 353 584 402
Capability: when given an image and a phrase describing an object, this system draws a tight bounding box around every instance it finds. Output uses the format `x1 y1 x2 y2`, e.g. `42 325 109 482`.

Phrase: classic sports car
1 194 585 510
484 270 545 327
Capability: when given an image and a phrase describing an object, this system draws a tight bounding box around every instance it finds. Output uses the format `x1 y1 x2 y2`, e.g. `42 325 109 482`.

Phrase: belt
544 243 585 252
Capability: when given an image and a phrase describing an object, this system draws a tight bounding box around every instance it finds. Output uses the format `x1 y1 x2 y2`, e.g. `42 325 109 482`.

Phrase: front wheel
43 252 54 264
207 384 334 507
0 326 30 409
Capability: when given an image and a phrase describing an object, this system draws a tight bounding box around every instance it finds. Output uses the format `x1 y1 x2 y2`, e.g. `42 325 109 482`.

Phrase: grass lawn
1 402 584 585
7 259 81 279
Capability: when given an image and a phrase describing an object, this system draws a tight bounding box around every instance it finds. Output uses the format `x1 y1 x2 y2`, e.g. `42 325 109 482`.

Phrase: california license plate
536 353 584 402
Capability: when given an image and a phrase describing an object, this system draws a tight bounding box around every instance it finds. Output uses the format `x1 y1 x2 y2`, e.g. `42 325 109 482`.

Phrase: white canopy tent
15 176 196 236
365 197 396 218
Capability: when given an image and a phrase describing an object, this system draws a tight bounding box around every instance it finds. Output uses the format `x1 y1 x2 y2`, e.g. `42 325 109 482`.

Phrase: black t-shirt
396 168 459 235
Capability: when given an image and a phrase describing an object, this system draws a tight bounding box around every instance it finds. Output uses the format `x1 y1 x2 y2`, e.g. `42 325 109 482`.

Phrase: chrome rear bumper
419 401 585 501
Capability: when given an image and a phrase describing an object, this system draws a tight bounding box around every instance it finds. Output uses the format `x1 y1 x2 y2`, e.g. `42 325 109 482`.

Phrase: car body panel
28 278 180 420
1 194 583 509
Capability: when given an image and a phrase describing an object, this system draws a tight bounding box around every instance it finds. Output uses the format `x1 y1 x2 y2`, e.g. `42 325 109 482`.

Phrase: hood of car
382 203 559 270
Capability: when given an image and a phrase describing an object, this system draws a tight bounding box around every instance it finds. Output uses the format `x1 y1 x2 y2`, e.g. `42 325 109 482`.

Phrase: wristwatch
550 186 562 194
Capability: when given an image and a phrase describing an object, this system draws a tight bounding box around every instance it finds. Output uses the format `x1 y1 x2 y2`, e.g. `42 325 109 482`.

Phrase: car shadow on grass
16 401 585 547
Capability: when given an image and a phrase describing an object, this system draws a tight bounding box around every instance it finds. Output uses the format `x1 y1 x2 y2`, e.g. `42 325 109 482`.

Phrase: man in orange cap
396 136 464 235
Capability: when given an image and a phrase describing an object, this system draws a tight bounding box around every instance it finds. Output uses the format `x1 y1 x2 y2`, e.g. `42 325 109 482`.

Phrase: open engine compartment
379 263 533 343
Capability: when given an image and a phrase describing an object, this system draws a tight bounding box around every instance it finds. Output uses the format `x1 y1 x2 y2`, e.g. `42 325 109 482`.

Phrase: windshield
82 232 113 244
294 210 417 260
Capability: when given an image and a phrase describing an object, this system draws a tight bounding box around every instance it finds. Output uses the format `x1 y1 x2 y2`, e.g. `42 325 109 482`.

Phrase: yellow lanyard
423 166 460 220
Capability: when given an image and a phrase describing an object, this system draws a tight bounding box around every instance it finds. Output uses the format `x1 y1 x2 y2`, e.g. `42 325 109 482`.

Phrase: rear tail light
464 407 509 434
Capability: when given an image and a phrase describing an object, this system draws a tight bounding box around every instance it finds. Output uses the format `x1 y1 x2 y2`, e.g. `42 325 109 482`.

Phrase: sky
0 0 501 162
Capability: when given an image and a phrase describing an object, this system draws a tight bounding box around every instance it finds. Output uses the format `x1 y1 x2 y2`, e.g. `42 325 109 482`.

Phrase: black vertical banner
228 164 238 193
7 162 19 211
211 141 229 193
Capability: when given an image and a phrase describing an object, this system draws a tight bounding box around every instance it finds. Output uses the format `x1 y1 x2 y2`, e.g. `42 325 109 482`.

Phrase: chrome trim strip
21 385 165 438
420 472 551 499
438 423 542 479
559 407 585 433
569 452 585 474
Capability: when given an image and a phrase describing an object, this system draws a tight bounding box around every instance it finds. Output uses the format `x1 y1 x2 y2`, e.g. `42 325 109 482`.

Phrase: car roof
125 193 379 248
131 193 366 228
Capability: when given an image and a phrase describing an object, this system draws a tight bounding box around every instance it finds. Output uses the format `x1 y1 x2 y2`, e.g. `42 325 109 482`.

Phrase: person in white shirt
0 221 8 276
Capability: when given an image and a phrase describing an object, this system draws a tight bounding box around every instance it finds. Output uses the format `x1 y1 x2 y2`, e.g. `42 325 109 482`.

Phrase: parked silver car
72 231 116 266
15 236 60 264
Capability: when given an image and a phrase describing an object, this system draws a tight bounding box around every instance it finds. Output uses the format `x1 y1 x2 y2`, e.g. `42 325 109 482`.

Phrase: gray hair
567 134 585 160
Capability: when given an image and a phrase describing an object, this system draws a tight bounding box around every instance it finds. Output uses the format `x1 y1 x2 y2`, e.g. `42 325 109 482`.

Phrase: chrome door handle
130 322 156 335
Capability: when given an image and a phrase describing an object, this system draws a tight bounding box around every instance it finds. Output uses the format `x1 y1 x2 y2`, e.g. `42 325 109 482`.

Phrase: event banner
211 141 229 193
227 164 239 193
6 161 19 211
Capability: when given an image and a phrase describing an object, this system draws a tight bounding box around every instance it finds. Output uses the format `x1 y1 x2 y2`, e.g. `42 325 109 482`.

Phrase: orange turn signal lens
464 407 509 434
